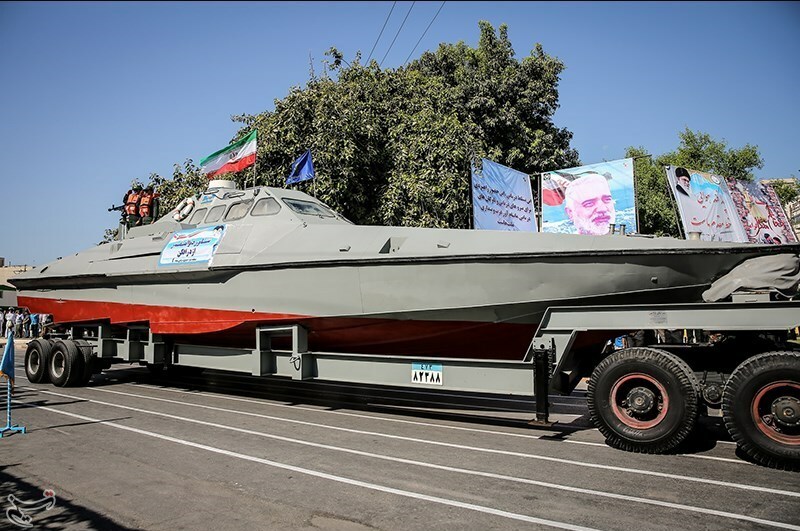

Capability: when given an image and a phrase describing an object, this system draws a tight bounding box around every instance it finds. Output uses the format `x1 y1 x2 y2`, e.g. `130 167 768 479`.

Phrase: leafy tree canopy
151 21 578 228
771 179 800 206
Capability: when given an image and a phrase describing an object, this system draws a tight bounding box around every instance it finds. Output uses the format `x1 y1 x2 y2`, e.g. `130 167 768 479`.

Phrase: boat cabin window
282 198 335 218
205 205 226 224
224 200 253 221
187 208 207 225
251 197 281 216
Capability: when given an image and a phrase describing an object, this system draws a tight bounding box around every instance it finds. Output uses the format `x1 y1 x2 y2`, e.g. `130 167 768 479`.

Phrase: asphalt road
2 340 799 531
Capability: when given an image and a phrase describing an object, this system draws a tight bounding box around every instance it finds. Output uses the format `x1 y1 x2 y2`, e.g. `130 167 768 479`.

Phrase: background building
0 259 26 307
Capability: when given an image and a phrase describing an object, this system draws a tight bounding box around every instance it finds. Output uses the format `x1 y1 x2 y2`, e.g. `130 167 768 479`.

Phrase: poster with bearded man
541 158 637 235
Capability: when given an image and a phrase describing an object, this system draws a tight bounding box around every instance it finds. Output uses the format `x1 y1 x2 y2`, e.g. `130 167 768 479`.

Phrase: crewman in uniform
138 186 160 225
124 185 143 228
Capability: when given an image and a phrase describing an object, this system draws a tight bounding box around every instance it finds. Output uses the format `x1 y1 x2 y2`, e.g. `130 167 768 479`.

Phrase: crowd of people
2 307 52 338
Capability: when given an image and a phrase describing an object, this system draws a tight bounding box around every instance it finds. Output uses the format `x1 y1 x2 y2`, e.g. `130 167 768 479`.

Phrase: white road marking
33 386 800 499
29 403 601 531
19 390 800 530
130 382 742 461
683 454 749 464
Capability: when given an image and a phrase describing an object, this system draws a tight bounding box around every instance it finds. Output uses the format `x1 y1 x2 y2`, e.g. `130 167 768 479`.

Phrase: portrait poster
541 158 637 235
471 158 536 232
666 166 747 242
159 224 227 266
726 179 797 244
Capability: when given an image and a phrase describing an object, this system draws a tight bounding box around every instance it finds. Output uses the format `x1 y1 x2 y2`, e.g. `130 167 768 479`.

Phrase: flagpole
252 151 257 190
1 331 25 438
250 129 258 189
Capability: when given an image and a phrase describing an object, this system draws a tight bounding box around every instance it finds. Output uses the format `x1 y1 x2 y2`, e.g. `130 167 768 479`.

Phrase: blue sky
1 1 798 265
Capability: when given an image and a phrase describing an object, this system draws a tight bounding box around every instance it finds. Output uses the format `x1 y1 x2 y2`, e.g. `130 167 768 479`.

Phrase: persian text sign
727 179 797 245
159 225 227 266
471 159 536 232
541 158 636 235
666 166 747 242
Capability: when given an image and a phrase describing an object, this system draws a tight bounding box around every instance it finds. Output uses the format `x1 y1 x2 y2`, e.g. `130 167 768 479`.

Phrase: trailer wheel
48 340 85 387
722 351 800 471
25 339 52 384
588 347 699 453
73 339 96 386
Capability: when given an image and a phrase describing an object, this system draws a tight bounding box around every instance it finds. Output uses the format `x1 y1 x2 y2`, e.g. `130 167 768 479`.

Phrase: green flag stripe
199 130 257 166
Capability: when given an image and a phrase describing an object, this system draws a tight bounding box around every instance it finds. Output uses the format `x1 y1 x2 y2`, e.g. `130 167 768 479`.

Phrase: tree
226 21 579 228
627 129 764 236
771 178 800 206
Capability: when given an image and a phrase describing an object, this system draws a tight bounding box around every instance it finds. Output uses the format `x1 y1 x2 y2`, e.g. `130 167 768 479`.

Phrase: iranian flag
199 130 257 178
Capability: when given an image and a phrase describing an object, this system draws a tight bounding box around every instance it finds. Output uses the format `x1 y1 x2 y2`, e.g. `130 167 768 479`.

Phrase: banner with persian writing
665 166 747 242
727 179 797 244
471 159 536 232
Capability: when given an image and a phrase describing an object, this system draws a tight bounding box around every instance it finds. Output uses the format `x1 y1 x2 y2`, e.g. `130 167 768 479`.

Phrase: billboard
727 179 797 244
541 158 637 235
471 158 536 232
666 166 747 242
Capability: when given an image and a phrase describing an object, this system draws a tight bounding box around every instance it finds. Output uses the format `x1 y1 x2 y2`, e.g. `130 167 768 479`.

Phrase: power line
379 1 415 68
404 1 445 66
366 1 396 64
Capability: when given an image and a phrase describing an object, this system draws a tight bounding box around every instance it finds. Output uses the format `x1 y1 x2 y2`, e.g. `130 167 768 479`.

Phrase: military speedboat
11 180 799 359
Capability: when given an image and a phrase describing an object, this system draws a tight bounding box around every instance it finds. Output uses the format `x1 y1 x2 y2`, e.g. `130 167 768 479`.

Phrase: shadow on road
0 464 140 530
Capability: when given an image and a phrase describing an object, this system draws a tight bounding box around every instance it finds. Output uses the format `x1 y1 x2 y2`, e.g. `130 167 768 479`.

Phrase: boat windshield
282 198 335 218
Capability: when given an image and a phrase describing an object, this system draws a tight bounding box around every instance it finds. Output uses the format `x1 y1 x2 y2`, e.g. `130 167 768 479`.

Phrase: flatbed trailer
22 298 800 470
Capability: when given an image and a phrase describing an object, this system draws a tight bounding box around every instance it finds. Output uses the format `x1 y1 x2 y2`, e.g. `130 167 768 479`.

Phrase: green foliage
154 160 206 215
227 21 578 228
626 147 680 237
771 179 800 206
665 128 763 181
100 227 118 244
627 128 764 237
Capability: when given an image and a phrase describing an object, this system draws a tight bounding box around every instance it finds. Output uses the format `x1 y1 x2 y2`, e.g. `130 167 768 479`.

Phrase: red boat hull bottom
19 296 566 360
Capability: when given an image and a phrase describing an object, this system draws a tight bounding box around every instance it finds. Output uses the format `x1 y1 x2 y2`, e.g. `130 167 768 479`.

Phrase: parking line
18 390 800 530
29 403 600 531
34 386 800 499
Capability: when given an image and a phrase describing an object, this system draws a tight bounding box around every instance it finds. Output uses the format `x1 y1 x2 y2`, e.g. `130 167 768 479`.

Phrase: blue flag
0 329 14 387
286 149 315 185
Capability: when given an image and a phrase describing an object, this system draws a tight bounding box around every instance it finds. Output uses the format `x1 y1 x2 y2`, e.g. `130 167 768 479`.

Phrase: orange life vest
124 191 141 215
139 191 154 217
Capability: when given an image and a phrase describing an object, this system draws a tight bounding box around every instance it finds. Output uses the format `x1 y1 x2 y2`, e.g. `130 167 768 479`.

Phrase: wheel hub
625 387 656 415
29 352 40 372
771 396 800 428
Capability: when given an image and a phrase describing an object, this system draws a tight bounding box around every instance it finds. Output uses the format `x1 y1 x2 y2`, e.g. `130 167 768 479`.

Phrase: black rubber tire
146 363 165 376
48 340 85 388
722 351 800 471
73 339 96 386
167 365 205 378
24 339 52 384
588 347 700 453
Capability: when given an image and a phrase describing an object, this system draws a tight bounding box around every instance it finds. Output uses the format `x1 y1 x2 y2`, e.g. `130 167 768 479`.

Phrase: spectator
4 308 13 337
14 309 23 337
22 310 31 338
30 311 40 338
41 314 53 336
